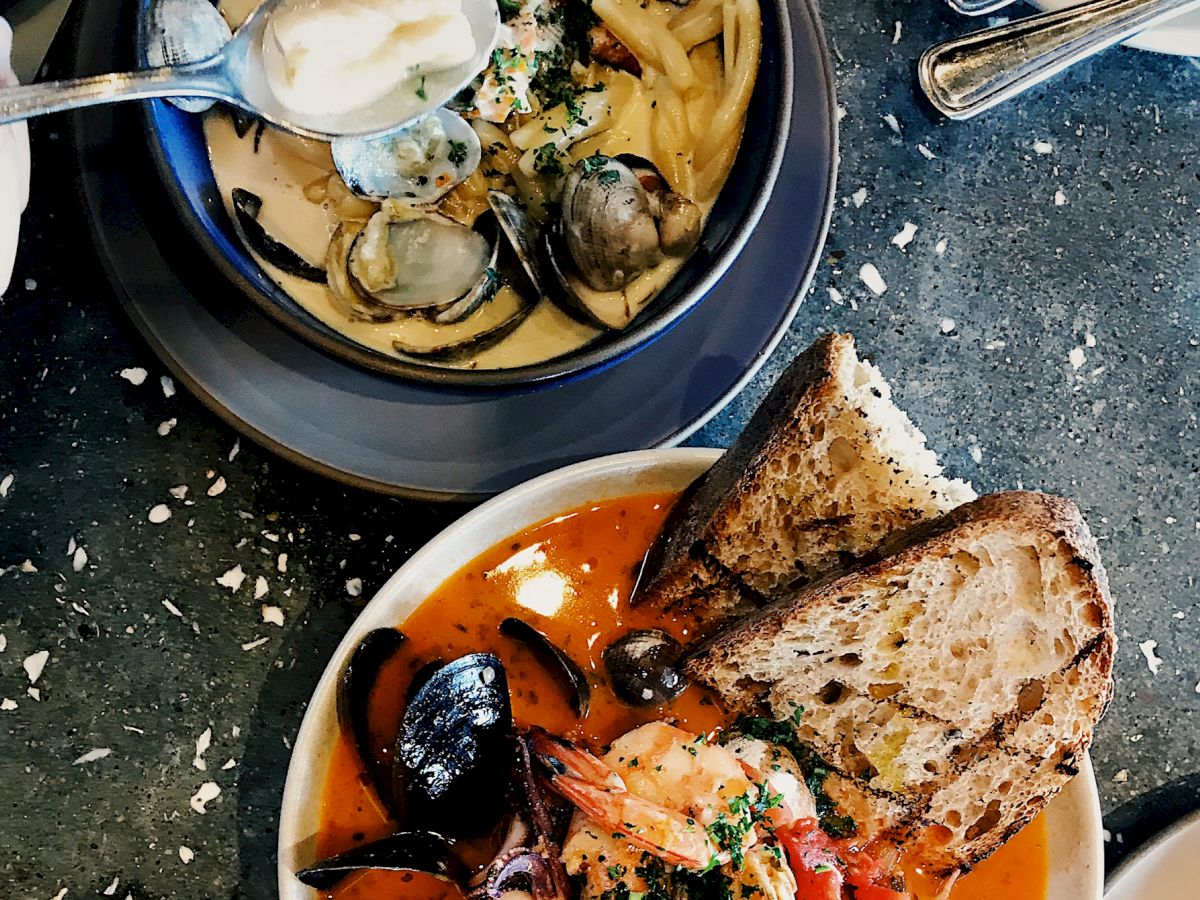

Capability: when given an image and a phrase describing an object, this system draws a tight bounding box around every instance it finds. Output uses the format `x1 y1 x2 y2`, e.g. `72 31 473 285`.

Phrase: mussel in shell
337 628 407 815
602 629 689 707
295 831 466 890
499 618 590 718
394 653 514 837
231 188 326 283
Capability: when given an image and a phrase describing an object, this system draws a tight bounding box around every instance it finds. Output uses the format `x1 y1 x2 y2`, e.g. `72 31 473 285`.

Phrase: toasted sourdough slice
636 332 975 628
685 491 1116 875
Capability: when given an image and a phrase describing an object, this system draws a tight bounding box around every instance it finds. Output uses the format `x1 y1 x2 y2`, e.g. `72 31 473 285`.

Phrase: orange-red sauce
311 493 1048 900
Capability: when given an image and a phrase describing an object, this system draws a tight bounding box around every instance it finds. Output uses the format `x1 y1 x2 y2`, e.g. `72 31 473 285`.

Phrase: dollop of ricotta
262 0 476 117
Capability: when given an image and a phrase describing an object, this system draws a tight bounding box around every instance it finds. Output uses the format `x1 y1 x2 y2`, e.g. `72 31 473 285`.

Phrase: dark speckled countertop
1 2 1198 897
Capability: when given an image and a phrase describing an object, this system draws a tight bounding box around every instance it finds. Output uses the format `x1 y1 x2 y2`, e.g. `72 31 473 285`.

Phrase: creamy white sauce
261 0 475 117
205 0 710 371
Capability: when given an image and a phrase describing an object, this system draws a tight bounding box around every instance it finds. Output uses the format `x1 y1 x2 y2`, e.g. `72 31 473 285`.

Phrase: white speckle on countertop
1032 140 1053 155
827 286 843 305
1086 332 1096 348
27 687 40 701
970 446 983 464
162 599 183 617
1113 769 1129 783
179 846 195 864
882 113 901 134
277 553 288 574
891 222 918 250
189 781 221 814
1054 188 1068 206
940 318 956 334
103 877 119 896
207 476 227 497
1 698 17 711
24 278 36 290
916 143 936 160
217 565 246 592
254 576 269 600
19 559 35 573
119 367 148 386
935 238 948 256
241 636 269 651
222 758 237 770
859 263 887 295
23 650 49 684
73 747 112 765
157 419 177 437
851 187 868 208
346 577 363 597
0 473 12 497
229 439 240 462
0 634 5 652
50 889 67 900
169 485 188 499
72 547 88 572
891 20 901 43
262 605 285 626
1138 639 1162 675
193 727 212 771
1069 347 1086 369
160 375 176 398
148 504 172 524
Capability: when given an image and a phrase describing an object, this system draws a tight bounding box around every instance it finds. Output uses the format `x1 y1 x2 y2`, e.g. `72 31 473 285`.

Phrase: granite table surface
1 1 1198 897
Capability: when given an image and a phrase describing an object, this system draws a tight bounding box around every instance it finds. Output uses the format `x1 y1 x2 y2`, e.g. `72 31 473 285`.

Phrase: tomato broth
309 493 1048 900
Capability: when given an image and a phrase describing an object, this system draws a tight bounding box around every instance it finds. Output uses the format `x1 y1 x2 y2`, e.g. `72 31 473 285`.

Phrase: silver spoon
919 0 1200 120
0 0 500 140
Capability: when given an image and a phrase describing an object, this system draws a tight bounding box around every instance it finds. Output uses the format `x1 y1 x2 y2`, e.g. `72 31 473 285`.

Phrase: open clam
332 109 482 205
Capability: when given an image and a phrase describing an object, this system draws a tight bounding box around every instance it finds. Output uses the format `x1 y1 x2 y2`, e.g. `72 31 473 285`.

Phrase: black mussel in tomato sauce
393 653 514 838
296 831 466 891
499 617 592 718
602 628 689 707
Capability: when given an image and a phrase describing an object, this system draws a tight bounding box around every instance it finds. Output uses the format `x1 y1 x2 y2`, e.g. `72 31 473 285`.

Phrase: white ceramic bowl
277 448 1105 900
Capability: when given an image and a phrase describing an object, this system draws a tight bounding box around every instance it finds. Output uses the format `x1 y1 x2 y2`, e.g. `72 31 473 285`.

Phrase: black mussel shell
602 629 688 706
394 653 514 837
231 188 326 283
406 657 446 706
499 617 590 717
295 830 466 890
337 628 407 815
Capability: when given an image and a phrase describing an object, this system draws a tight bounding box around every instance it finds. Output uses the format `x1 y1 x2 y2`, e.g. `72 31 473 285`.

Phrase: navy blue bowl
135 0 792 390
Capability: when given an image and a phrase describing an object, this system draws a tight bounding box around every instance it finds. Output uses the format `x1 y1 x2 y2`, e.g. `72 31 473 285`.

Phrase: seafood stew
297 494 1049 900
205 0 767 371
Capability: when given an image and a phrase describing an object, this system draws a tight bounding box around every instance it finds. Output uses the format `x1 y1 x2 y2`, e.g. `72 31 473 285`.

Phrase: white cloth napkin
0 18 30 296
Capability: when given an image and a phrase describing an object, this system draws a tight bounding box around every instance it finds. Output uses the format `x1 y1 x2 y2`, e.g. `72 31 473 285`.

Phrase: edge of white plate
1028 0 1200 56
276 446 1105 900
1104 806 1200 898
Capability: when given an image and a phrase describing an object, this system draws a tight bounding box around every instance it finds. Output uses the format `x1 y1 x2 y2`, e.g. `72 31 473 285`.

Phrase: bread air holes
827 435 859 475
818 680 846 704
838 652 862 668
1083 601 1105 629
944 809 962 828
964 799 1003 842
868 682 903 700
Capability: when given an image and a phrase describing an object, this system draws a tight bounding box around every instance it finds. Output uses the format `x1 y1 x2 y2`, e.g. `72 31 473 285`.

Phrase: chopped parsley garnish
532 142 566 176
598 168 622 186
415 75 427 101
447 139 469 166
725 709 858 839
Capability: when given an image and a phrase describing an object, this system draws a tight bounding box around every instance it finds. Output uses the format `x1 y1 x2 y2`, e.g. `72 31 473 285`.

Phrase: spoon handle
919 0 1200 120
0 57 230 125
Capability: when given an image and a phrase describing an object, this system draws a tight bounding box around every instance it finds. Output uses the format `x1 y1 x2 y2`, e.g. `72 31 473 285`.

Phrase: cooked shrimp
528 727 721 869
531 723 804 898
724 735 817 828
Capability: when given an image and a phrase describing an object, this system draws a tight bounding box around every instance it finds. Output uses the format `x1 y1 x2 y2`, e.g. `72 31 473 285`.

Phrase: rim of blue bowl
135 0 799 391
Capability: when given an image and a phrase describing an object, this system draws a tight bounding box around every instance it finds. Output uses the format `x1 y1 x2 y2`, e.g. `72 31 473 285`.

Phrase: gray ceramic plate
71 0 837 499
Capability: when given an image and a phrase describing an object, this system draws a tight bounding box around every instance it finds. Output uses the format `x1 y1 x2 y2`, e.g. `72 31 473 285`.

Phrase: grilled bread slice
636 333 974 628
685 491 1115 875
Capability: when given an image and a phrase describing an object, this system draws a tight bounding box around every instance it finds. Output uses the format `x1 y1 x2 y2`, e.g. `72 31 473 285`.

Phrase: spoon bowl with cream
0 0 500 140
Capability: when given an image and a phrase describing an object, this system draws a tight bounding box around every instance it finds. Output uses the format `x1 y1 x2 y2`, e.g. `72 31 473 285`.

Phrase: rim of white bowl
277 446 1104 900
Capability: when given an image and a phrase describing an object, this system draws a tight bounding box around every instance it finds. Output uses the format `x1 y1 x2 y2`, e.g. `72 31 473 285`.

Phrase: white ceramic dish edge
277 447 1105 900
1104 807 1200 898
